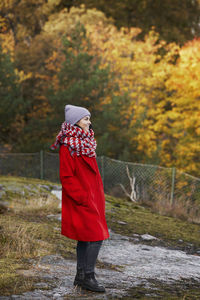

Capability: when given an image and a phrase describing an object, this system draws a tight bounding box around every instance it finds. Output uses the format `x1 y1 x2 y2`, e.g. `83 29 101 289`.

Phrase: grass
105 195 200 250
0 258 38 296
143 196 200 224
0 176 200 297
122 278 200 300
0 176 76 295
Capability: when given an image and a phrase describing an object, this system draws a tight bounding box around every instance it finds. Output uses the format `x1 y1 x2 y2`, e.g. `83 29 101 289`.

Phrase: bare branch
119 165 137 202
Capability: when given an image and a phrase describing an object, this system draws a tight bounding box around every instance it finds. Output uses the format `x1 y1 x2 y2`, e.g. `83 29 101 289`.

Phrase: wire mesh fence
43 152 60 183
101 156 172 200
0 152 200 210
0 152 41 179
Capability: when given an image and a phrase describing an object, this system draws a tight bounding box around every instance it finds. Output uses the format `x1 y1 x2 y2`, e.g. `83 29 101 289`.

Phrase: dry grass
0 179 77 296
143 197 200 224
109 182 200 224
0 218 38 258
0 216 54 259
0 190 59 295
11 192 60 213
0 192 61 259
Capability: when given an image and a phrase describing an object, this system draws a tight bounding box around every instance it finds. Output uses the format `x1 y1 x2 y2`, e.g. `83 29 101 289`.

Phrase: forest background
0 0 200 177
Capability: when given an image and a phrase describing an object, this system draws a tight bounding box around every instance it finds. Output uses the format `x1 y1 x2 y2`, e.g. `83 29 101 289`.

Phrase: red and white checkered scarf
51 122 97 157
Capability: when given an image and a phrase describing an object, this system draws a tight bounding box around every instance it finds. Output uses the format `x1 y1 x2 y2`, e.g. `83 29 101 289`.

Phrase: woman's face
77 116 91 132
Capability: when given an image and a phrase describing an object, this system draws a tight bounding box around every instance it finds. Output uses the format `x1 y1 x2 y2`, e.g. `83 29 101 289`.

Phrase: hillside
0 176 200 299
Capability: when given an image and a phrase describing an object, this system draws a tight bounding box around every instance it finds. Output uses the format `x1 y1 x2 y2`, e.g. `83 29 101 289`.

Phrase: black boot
82 272 105 292
73 268 85 286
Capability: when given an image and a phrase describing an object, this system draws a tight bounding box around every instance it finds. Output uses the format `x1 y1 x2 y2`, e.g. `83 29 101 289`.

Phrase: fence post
170 167 176 205
40 150 44 180
101 156 105 187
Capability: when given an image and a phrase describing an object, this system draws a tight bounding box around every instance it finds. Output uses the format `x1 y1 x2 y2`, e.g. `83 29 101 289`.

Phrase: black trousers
76 240 103 274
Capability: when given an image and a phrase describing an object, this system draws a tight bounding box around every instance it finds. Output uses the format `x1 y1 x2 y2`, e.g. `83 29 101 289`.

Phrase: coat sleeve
59 145 88 206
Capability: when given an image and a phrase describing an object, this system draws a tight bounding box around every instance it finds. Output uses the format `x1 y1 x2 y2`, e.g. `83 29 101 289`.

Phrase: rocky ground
0 177 200 299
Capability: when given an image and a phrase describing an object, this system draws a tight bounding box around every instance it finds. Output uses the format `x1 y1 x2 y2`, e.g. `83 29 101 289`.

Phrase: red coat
59 144 109 241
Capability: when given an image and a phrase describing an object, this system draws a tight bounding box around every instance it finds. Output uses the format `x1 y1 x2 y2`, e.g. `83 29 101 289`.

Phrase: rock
51 190 62 201
141 234 158 241
4 229 200 300
0 201 9 213
53 293 62 299
141 247 151 251
40 254 64 265
34 282 49 289
47 214 61 221
24 185 38 194
0 201 9 206
0 190 6 198
51 185 61 191
5 185 24 193
108 230 129 241
132 238 140 242
54 227 60 231
117 221 127 225
39 184 51 191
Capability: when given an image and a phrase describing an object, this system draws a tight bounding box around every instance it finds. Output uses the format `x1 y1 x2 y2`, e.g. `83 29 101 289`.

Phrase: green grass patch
0 258 39 296
105 195 200 248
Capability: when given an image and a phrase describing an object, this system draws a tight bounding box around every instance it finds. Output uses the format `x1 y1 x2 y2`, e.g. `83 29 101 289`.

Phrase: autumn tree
0 5 113 151
55 0 200 44
0 42 23 145
125 37 200 176
161 39 200 175
0 0 57 44
84 21 179 161
47 23 111 136
97 93 137 160
0 3 199 177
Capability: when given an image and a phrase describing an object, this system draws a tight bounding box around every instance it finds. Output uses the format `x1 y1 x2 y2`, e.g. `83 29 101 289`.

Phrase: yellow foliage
2 3 197 175
0 30 15 56
15 70 32 83
44 6 197 175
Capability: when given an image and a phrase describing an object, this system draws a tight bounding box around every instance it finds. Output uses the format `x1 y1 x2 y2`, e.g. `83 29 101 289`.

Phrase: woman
51 104 109 292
